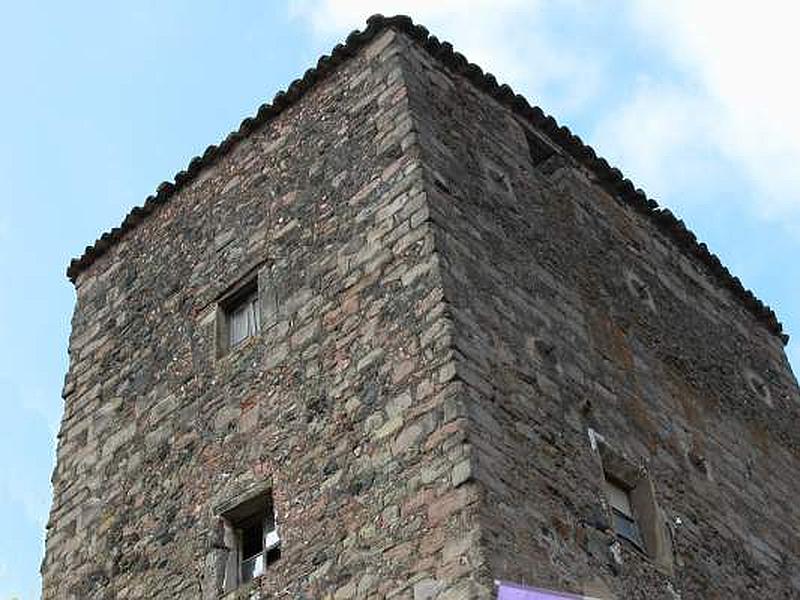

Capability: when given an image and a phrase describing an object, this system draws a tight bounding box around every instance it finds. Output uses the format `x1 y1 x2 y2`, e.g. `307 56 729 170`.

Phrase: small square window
237 509 280 583
604 476 644 550
220 491 280 592
589 428 674 572
217 278 260 356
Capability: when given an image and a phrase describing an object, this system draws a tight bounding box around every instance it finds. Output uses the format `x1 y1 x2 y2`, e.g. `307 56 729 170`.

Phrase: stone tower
43 15 800 600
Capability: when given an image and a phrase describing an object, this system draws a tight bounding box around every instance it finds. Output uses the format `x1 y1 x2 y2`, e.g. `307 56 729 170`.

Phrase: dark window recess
612 509 644 548
239 507 280 583
221 491 280 591
590 429 674 571
525 131 557 167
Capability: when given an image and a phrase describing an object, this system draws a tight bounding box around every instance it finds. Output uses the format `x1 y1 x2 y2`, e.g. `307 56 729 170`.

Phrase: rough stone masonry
43 15 800 600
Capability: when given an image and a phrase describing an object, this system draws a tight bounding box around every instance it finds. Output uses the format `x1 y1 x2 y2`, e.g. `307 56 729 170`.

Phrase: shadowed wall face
400 36 800 599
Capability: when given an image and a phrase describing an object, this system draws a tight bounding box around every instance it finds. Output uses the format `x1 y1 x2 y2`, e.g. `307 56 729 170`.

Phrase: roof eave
66 14 788 345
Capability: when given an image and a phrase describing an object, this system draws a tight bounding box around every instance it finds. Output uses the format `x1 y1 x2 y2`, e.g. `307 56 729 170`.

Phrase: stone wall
43 30 486 600
400 35 800 599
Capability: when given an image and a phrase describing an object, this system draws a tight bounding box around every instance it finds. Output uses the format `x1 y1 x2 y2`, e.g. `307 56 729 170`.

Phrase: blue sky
1 2 798 598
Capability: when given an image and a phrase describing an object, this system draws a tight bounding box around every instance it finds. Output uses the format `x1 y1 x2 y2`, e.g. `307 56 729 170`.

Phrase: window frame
588 428 674 573
603 475 645 551
227 288 260 349
216 276 261 357
237 510 280 584
217 489 281 593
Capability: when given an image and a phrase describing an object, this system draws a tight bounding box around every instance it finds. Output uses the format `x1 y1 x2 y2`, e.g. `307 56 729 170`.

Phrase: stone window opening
218 491 281 593
604 475 645 551
216 276 261 356
237 510 280 583
228 287 260 348
588 428 674 572
524 128 566 175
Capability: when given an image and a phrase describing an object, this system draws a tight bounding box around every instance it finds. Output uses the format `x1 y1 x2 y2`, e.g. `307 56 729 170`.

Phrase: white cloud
592 78 722 205
622 0 800 221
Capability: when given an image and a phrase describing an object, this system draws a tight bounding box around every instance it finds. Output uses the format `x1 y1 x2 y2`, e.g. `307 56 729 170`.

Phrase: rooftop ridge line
65 14 788 345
